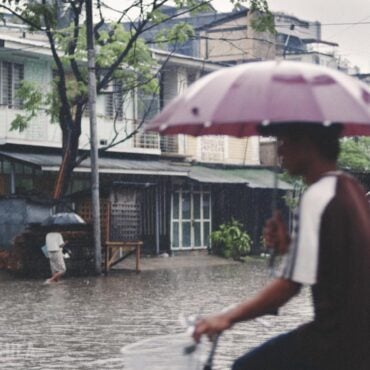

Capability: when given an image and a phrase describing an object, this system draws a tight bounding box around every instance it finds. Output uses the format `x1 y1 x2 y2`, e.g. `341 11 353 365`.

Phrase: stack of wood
8 224 96 278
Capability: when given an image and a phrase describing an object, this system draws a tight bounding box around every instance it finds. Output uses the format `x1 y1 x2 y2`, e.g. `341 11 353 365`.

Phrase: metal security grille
160 135 179 154
109 188 142 241
76 198 110 242
0 61 24 108
105 79 123 120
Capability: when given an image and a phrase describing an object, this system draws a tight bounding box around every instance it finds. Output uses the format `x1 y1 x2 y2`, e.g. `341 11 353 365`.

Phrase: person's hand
192 313 232 343
263 211 290 255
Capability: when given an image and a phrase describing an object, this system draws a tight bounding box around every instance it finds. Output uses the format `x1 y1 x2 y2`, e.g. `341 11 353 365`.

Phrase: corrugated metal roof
188 166 292 190
0 151 292 190
0 151 189 176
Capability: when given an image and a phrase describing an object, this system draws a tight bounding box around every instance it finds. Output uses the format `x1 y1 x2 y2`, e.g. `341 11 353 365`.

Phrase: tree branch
0 4 44 31
67 1 85 84
41 0 73 129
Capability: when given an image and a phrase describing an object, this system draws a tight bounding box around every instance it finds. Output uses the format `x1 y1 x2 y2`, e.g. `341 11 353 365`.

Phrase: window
171 185 212 249
0 61 24 108
136 87 159 122
105 79 123 120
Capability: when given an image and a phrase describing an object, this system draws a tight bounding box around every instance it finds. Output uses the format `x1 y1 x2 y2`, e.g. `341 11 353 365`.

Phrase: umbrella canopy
146 60 370 137
42 212 86 226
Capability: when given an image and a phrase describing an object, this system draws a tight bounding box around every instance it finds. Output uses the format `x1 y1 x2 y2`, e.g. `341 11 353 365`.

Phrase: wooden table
104 240 142 275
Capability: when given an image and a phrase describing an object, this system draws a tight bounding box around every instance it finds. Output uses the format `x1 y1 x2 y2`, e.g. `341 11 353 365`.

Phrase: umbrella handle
268 144 279 275
203 333 220 370
266 143 280 316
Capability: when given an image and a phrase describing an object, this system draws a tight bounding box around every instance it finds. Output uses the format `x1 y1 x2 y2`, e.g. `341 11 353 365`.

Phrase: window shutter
105 79 123 120
2 62 12 107
0 62 24 108
13 63 24 108
137 89 159 122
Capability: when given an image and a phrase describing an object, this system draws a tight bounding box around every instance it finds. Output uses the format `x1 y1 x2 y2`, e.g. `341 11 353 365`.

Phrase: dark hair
258 122 343 161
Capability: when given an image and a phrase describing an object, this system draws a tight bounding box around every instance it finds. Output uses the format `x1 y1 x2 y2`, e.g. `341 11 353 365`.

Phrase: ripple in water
0 262 312 369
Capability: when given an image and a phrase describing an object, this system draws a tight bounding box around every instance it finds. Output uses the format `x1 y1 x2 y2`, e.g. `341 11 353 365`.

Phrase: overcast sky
212 0 370 73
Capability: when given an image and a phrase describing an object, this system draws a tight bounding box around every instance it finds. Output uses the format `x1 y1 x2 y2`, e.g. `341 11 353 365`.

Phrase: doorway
171 184 211 250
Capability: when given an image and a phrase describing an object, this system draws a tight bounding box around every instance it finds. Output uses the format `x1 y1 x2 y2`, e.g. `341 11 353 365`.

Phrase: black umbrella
42 212 86 226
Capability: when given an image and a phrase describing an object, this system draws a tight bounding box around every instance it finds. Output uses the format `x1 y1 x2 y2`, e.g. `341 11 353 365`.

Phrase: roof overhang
151 49 224 71
0 151 189 177
0 34 52 58
302 39 339 47
0 151 293 190
188 165 292 190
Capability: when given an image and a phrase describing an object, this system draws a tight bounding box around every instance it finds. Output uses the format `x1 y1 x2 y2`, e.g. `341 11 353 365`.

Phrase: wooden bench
104 240 142 275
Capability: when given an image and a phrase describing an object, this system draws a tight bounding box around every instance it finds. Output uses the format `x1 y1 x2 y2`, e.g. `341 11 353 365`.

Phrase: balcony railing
160 135 179 154
134 131 160 149
133 118 160 150
0 105 54 144
0 105 174 154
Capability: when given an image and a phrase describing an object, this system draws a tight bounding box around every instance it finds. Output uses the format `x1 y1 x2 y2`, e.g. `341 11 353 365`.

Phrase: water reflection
0 262 312 369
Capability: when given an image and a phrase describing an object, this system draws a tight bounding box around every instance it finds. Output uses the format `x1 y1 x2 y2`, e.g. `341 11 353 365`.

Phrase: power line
276 21 370 27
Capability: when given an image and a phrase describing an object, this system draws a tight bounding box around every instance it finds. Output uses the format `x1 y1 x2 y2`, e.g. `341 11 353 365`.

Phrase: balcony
0 105 167 154
0 105 59 146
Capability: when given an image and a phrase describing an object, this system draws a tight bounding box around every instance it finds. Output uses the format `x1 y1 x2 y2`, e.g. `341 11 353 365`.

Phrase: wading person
193 124 370 370
45 230 67 283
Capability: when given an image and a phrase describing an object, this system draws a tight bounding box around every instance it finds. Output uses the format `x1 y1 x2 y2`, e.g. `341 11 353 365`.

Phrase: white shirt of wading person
46 232 64 252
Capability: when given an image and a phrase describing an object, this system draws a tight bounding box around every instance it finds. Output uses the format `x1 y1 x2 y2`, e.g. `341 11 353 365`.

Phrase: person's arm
193 211 297 342
193 278 300 342
59 234 67 248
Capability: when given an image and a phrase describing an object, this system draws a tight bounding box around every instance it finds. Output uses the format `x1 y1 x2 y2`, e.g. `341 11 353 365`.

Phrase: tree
339 137 370 171
1 0 273 199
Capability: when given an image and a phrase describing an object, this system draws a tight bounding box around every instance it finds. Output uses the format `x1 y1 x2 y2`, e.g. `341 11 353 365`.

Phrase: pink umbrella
146 60 370 137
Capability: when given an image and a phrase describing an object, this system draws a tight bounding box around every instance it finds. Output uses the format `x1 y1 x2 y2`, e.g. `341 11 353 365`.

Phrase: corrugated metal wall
141 178 171 253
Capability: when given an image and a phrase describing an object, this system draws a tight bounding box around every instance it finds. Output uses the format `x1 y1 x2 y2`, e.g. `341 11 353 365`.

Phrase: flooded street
0 258 313 369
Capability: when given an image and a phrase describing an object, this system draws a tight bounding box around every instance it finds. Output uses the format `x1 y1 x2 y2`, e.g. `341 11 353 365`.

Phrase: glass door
171 185 211 250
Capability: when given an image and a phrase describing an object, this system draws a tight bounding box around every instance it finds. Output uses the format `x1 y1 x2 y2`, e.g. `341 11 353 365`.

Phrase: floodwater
0 259 313 370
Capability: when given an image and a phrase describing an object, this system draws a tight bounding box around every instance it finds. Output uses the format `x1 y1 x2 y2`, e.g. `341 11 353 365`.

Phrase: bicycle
120 314 272 369
120 331 219 370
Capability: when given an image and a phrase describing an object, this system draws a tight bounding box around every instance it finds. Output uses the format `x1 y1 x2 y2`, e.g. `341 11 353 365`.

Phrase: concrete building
0 23 290 255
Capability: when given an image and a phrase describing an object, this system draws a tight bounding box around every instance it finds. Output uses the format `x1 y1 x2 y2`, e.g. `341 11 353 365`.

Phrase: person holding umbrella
45 230 67 284
192 123 370 370
146 60 370 369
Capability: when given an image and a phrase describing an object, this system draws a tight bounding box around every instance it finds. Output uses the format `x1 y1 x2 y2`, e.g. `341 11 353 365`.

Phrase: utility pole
283 24 295 59
86 0 102 274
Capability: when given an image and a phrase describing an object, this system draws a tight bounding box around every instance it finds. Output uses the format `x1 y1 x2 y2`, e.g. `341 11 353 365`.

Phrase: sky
105 0 370 73
212 0 370 73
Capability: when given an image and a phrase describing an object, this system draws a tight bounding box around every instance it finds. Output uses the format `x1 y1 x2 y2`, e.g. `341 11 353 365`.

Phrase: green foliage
163 22 195 45
10 80 62 132
230 0 275 33
21 2 57 31
339 138 370 171
10 81 43 132
249 0 275 34
95 23 159 93
148 9 169 24
210 219 252 260
278 171 305 210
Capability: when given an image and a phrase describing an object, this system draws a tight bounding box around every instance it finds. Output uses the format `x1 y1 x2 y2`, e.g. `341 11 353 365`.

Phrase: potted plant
210 219 252 260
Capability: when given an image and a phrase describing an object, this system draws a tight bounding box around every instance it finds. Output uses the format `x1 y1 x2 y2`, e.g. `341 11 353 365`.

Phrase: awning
188 165 292 190
0 151 292 190
0 151 189 177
